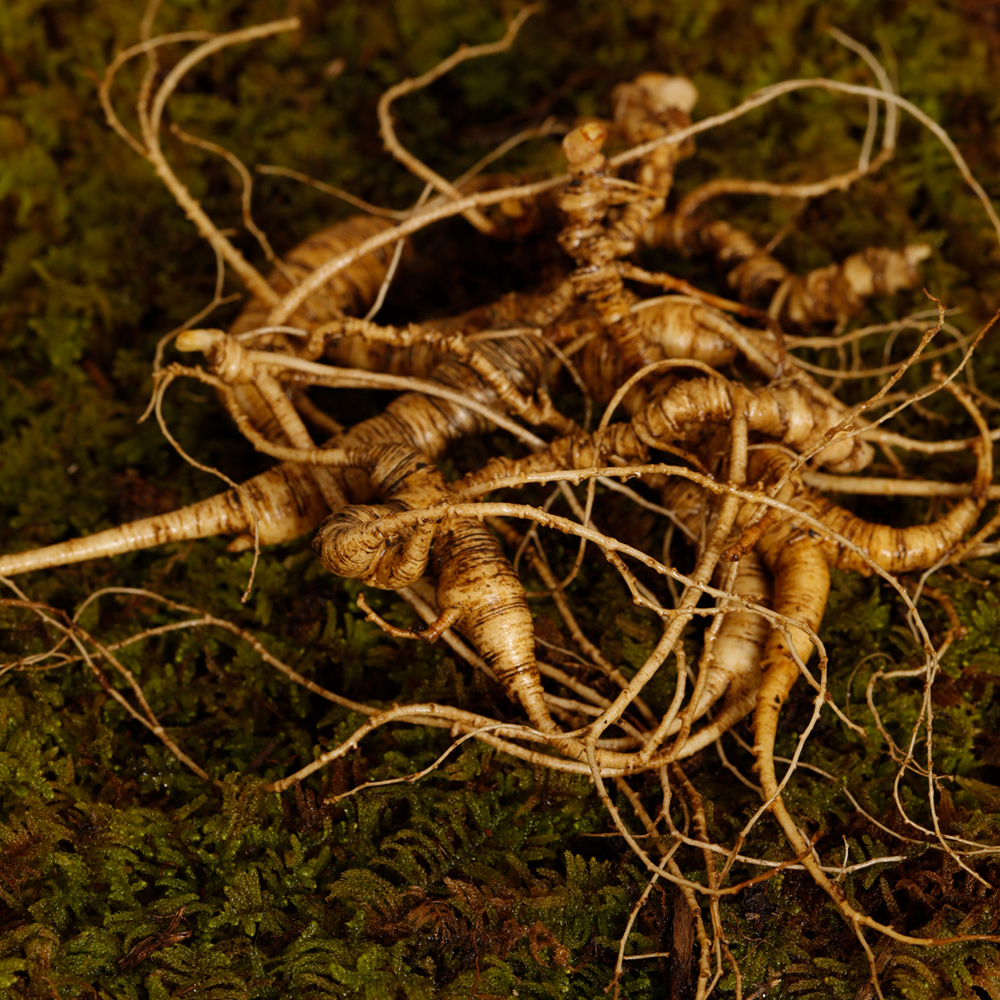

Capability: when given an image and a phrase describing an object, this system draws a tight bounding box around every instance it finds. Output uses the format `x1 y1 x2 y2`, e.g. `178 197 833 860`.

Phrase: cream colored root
662 551 772 739
302 484 790 772
612 78 1000 247
625 408 752 763
269 69 1000 333
227 215 398 342
255 164 410 219
744 446 1000 961
168 122 295 283
669 27 896 225
750 389 992 577
635 375 874 473
177 329 551 454
376 6 537 235
0 317 558 603
487 517 658 726
752 630 1000 960
0 462 326 578
333 316 575 433
100 31 212 159
171 326 560 734
803 471 1000 500
567 298 739 409
222 213 399 440
110 26 402 440
462 375 875 500
140 20 301 305
265 177 564 327
603 772 714 1000
673 153 893 227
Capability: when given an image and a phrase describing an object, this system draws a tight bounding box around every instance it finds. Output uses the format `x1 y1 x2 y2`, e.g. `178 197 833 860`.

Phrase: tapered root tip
176 328 226 353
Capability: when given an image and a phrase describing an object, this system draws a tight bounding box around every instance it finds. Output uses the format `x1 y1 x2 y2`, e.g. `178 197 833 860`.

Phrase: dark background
2 1 1000 997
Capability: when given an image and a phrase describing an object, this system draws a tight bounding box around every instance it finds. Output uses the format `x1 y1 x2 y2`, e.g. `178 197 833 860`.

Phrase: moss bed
4 1 1000 996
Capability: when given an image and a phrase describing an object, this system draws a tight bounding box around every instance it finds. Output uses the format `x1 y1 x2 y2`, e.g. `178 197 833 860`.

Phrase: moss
3 0 1000 997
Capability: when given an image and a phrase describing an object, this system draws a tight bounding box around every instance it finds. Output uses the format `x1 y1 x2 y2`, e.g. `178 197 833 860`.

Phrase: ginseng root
11 32 999 986
648 210 932 327
308 441 554 732
734 375 993 953
0 306 557 578
0 461 330 578
463 372 874 484
170 325 562 733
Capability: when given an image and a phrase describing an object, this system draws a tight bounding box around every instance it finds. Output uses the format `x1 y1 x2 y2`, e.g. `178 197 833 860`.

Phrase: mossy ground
3 1 1000 997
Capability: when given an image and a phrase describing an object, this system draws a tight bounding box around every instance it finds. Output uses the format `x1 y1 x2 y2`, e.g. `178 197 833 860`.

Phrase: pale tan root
375 7 537 236
486 517 658 725
742 408 1000 964
228 215 399 342
0 319 556 593
251 370 348 510
631 399 750 765
672 551 772 729
600 772 715 1000
659 211 931 329
103 16 401 440
636 475 773 747
563 298 737 410
749 395 992 576
628 375 873 473
100 19 301 306
748 519 998 963
291 479 791 772
0 462 326 578
461 374 874 490
556 121 695 371
330 316 575 433
70 35 1000 990
440 399 991 764
95 207 407 571
261 25 702 331
177 329 559 735
223 213 399 441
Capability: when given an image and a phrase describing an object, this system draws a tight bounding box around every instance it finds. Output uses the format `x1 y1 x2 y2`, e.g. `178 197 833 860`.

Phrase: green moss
3 0 1000 997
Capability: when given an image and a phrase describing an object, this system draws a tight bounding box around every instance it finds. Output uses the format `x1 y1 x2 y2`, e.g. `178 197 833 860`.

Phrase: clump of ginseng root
4 9 1000 998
